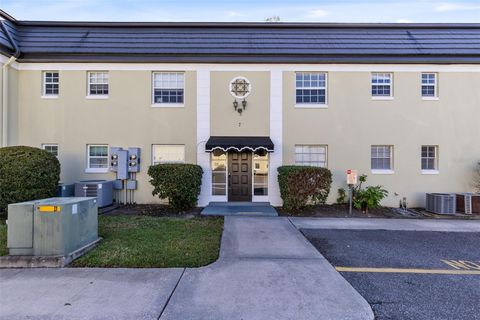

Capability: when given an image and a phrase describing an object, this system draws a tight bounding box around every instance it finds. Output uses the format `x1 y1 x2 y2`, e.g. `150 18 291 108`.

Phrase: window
88 71 109 96
42 144 58 157
421 145 438 171
87 145 108 171
371 145 393 171
371 73 393 97
421 73 437 98
152 72 184 105
295 72 327 105
211 151 227 196
43 71 59 96
294 145 327 167
152 145 185 164
253 151 269 196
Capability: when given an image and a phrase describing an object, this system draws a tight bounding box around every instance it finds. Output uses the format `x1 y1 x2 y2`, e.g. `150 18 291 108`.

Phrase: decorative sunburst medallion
229 77 252 99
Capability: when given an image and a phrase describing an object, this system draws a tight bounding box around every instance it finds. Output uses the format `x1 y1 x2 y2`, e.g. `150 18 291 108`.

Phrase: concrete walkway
160 217 374 320
0 216 375 320
290 217 480 232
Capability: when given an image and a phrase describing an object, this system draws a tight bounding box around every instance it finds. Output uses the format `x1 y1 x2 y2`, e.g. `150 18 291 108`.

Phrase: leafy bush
277 165 332 211
0 146 60 213
354 186 388 211
336 188 347 204
148 163 203 211
351 174 388 212
474 162 480 192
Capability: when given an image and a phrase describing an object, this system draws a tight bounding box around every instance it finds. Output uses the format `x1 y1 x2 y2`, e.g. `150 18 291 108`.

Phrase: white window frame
421 73 439 100
151 72 185 107
421 145 439 174
151 144 185 165
87 71 109 99
294 72 328 108
252 152 269 197
211 151 227 196
294 144 328 168
371 72 394 100
41 144 59 157
371 145 394 174
86 144 109 173
42 71 59 98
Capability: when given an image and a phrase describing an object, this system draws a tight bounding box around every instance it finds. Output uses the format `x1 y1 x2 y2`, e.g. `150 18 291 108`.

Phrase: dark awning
205 136 274 152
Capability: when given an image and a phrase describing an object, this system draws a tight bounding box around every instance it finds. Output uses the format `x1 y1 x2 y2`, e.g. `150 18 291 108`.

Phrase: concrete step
201 202 278 217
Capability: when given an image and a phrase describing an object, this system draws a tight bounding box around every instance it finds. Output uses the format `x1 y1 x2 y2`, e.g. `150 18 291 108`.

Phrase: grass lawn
0 215 223 267
72 215 223 268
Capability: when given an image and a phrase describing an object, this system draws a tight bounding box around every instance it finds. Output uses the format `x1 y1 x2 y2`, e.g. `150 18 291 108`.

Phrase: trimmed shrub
148 163 203 211
0 146 60 213
277 165 332 211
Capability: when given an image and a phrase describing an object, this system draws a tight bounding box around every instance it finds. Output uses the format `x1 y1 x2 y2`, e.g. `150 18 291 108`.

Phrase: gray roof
1 11 480 64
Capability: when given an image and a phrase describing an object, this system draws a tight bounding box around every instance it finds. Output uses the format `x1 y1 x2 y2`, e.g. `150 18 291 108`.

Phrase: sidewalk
0 216 375 320
0 268 184 320
290 217 480 232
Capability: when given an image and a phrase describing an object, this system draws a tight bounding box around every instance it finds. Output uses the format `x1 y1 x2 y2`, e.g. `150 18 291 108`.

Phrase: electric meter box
128 147 141 172
7 197 99 256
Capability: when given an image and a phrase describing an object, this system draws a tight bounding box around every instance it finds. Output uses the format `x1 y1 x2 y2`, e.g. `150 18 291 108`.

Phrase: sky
1 0 480 23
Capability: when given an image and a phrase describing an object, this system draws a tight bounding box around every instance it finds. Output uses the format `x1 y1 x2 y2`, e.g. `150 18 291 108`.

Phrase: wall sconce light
232 99 247 115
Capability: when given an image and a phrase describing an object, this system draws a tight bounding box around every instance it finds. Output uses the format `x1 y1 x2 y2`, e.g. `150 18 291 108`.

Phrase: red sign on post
347 169 358 185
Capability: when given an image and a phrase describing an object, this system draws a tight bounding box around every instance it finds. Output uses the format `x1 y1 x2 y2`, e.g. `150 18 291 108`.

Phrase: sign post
346 170 358 215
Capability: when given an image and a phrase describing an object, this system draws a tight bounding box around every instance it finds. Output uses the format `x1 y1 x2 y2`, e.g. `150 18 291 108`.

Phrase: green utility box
7 197 99 256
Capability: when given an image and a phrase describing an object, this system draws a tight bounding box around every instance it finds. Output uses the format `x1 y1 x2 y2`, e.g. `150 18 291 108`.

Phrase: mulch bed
276 204 399 218
276 204 480 219
101 204 203 218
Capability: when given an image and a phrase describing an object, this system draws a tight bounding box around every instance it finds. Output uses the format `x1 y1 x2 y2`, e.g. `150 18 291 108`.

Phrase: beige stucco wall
0 63 3 140
283 71 480 207
0 63 19 146
15 70 197 203
7 66 18 145
210 71 269 136
7 66 480 208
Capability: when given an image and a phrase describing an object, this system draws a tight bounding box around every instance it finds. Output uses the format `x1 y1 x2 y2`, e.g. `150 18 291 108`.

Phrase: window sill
85 168 109 173
371 169 395 175
422 170 439 175
422 97 439 101
151 103 184 108
41 95 59 99
86 95 109 100
294 104 328 109
371 97 394 101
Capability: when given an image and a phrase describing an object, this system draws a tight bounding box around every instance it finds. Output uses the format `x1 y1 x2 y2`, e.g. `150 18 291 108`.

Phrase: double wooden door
228 152 252 201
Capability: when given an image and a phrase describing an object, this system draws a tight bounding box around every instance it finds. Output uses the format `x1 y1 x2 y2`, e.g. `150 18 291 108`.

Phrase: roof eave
16 53 480 64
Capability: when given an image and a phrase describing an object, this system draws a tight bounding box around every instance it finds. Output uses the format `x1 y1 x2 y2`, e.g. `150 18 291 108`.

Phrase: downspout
1 20 20 147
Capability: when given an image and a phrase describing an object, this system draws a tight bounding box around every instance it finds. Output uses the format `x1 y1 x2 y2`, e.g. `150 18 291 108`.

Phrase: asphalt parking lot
303 229 480 320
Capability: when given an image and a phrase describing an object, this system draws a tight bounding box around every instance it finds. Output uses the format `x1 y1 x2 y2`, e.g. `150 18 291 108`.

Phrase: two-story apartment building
1 10 479 207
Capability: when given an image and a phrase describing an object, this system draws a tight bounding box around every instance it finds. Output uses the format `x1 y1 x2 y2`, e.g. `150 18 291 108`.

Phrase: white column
196 69 211 206
269 69 283 206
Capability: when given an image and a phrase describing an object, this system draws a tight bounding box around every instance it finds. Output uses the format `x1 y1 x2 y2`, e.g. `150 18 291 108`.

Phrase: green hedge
278 165 332 211
0 146 60 213
148 163 203 211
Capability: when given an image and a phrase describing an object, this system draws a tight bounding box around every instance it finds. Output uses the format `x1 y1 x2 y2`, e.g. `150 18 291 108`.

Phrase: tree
265 16 281 22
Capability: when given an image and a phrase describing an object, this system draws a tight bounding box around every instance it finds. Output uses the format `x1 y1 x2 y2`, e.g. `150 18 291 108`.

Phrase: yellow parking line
335 266 480 275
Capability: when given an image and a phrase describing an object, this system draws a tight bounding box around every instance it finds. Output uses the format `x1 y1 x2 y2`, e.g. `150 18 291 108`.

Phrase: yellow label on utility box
38 205 61 212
